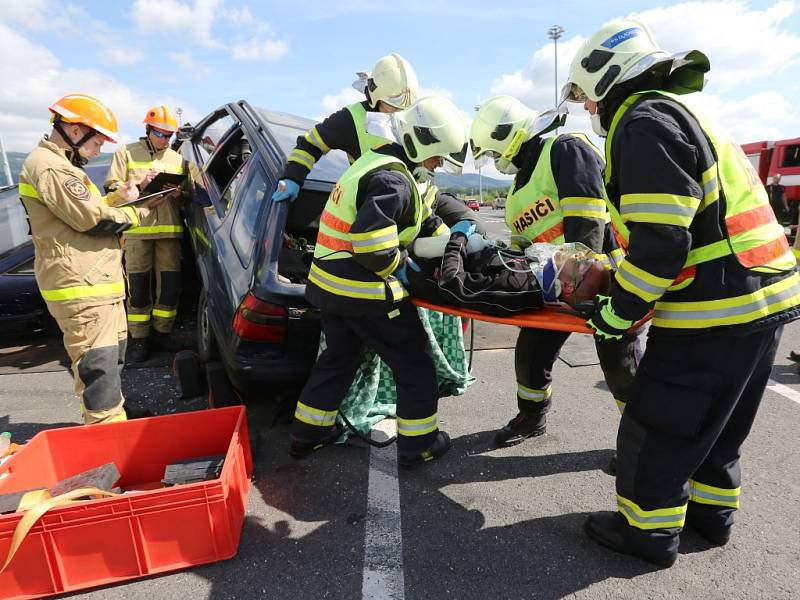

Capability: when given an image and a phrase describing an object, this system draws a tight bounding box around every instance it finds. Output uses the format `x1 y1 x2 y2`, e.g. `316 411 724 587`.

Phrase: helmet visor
442 142 468 176
382 88 415 109
560 82 587 104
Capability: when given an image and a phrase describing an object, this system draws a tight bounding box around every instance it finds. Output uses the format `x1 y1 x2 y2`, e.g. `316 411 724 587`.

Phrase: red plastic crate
0 406 252 599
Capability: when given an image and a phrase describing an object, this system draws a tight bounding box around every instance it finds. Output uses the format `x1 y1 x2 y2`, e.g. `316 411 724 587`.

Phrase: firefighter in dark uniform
563 19 800 567
470 95 638 447
290 96 469 466
272 52 483 233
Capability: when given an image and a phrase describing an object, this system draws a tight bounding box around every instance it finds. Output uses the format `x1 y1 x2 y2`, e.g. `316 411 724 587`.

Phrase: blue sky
2 0 799 175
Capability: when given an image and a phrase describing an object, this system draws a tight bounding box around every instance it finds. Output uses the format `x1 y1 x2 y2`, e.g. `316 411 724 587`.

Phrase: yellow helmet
365 53 419 110
393 96 467 173
562 19 708 104
471 96 566 173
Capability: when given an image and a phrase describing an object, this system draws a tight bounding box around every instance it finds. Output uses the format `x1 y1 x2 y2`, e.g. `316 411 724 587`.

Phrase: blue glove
272 179 300 202
394 257 420 286
395 264 409 286
586 295 634 342
450 220 477 237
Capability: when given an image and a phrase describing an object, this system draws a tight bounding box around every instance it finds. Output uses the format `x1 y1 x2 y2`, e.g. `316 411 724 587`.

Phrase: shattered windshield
256 108 349 184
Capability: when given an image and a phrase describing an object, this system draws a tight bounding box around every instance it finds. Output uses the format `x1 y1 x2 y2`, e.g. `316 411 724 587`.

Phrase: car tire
197 290 219 363
206 361 240 408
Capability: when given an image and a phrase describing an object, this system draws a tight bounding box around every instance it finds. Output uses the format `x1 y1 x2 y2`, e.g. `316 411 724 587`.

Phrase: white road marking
362 419 404 600
767 379 800 406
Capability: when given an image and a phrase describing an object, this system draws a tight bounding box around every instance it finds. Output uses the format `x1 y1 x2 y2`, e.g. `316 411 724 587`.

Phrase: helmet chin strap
53 119 95 167
143 126 158 154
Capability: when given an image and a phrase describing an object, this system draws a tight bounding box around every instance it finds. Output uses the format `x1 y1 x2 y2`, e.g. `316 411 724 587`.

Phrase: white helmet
562 19 709 104
357 53 419 110
471 96 567 174
561 19 671 104
393 96 468 174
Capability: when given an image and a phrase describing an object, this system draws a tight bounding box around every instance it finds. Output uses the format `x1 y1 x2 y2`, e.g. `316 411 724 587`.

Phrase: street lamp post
547 25 565 108
474 104 483 205
176 107 184 127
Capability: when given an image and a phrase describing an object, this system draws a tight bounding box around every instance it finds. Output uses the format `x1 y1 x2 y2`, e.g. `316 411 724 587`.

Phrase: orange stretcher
412 298 651 334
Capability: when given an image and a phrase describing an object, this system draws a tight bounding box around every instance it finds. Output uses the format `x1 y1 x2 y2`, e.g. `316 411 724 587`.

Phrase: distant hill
434 171 510 192
2 151 112 186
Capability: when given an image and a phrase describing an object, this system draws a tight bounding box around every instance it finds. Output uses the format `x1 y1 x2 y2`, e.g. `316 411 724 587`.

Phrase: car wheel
206 361 240 408
197 290 219 363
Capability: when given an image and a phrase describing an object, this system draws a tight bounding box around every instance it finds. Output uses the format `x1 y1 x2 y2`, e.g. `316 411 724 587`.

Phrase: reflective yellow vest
345 102 392 161
605 91 800 329
309 152 422 303
505 134 610 247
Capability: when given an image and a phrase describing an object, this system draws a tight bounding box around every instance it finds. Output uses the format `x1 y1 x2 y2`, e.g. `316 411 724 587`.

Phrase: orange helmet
49 93 119 143
144 106 178 133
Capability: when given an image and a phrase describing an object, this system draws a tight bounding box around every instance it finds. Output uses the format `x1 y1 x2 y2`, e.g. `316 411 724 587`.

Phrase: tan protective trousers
47 299 128 424
124 238 182 338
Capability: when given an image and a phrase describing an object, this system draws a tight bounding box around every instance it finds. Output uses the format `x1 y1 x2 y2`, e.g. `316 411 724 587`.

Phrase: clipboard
115 187 174 208
140 171 184 196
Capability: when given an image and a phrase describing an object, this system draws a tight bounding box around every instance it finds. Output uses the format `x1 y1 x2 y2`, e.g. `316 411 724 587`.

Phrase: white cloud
0 25 198 151
489 35 590 111
99 47 145 67
231 38 288 62
488 1 800 141
420 86 455 101
320 87 365 115
131 0 224 49
0 0 82 30
683 90 800 143
130 0 290 62
167 50 211 78
628 1 800 92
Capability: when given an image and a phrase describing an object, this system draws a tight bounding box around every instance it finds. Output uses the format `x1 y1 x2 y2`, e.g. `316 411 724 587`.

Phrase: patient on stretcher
406 232 612 317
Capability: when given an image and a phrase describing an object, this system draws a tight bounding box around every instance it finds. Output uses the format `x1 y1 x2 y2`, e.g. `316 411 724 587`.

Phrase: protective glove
394 257 420 286
450 220 477 237
586 295 634 342
272 179 300 202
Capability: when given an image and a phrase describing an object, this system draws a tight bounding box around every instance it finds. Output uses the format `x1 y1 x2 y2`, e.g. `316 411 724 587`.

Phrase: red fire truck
741 138 800 201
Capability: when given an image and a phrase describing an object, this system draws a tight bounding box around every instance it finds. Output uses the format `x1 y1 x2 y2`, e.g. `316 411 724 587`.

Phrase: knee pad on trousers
159 271 182 307
78 346 122 412
128 272 152 308
118 338 127 366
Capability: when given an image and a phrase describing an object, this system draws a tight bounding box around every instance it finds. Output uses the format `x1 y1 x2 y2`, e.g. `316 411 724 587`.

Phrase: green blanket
315 308 475 442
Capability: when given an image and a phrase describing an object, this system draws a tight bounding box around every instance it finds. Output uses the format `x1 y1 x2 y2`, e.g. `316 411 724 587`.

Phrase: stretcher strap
1 487 118 573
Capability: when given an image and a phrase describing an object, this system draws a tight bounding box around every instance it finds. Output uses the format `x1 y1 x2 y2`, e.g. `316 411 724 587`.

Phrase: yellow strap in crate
1 487 119 573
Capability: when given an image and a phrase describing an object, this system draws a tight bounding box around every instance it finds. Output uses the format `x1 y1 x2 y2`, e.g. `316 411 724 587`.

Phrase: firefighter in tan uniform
105 106 185 362
18 94 166 424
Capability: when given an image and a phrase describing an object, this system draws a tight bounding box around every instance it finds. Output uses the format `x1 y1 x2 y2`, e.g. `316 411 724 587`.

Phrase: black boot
685 504 732 546
608 453 617 476
289 426 341 458
398 431 451 468
128 337 150 363
494 412 546 447
585 511 679 568
152 330 182 353
124 405 154 419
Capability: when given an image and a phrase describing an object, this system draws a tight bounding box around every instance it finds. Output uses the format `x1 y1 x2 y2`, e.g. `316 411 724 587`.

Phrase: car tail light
232 292 287 342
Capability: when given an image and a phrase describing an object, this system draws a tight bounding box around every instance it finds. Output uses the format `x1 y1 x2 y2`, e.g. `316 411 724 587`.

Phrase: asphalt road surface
1 207 798 599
